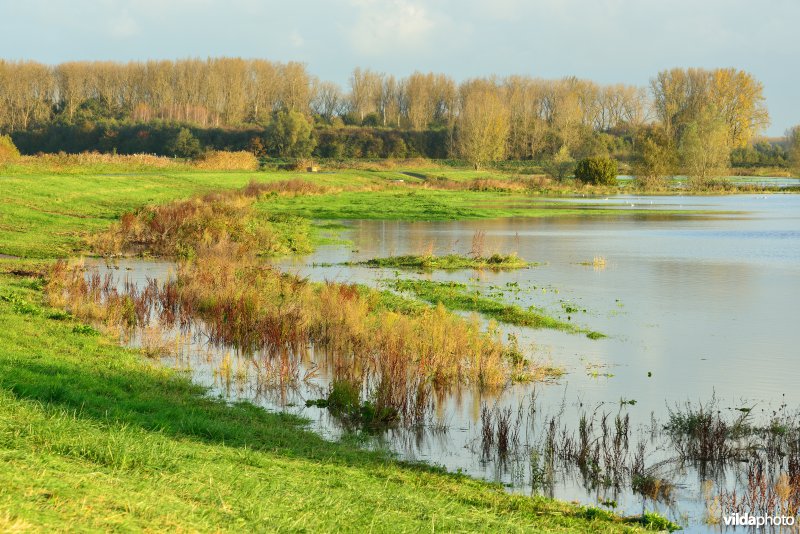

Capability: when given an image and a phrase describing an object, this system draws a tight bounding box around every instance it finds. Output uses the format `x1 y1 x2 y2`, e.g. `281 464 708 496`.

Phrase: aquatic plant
358 253 530 271
385 278 602 339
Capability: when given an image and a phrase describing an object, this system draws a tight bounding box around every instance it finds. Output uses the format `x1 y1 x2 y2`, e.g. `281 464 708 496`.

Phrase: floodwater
95 194 800 530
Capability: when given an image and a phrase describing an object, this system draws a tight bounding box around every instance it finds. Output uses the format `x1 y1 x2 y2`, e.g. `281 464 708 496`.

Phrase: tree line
2 57 795 177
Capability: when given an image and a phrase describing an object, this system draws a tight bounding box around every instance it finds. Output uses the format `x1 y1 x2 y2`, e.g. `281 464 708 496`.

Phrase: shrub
0 134 21 165
167 128 203 159
574 157 618 185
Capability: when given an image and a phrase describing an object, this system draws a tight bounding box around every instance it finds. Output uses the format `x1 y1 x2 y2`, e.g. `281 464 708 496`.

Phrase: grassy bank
0 269 670 531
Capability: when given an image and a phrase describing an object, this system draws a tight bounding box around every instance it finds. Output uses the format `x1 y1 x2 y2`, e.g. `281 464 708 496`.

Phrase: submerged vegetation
385 278 604 339
358 253 530 271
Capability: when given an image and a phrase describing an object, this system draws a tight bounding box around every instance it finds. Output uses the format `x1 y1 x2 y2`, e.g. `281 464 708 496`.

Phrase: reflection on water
93 194 800 531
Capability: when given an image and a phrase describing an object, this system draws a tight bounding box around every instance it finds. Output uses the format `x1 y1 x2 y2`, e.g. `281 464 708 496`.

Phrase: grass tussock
359 253 530 271
242 178 334 197
46 246 539 425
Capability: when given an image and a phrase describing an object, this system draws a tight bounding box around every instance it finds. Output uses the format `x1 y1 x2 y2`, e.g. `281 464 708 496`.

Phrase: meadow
0 158 739 531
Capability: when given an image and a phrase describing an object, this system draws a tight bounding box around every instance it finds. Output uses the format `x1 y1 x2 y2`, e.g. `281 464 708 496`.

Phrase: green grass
0 170 393 258
385 279 604 339
2 169 718 259
0 270 667 532
357 253 531 271
256 188 700 221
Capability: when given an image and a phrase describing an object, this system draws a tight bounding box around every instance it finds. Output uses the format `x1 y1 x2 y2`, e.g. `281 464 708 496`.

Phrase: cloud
289 30 305 48
345 0 435 56
106 11 140 39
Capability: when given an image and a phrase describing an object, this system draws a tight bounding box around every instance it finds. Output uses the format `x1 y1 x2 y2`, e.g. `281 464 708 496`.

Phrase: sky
0 0 797 136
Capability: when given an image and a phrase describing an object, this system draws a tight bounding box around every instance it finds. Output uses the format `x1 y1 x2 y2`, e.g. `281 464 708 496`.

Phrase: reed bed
46 243 535 426
192 150 259 170
416 176 547 193
91 181 321 257
15 152 186 172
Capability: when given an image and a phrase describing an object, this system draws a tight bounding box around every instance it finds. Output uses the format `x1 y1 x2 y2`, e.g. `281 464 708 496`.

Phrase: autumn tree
455 82 510 170
632 126 675 189
651 68 768 148
678 107 730 184
311 81 344 122
348 68 382 123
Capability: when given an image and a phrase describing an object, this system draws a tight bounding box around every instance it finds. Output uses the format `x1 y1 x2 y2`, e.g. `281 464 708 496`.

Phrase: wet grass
1 269 664 532
357 253 531 271
385 279 605 339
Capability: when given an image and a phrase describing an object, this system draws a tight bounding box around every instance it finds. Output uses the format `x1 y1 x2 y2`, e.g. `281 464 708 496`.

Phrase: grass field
1 169 702 258
0 166 681 531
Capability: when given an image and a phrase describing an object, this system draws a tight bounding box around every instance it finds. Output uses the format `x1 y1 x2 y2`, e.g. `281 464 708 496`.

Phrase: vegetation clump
385 279 604 339
360 253 529 271
91 181 327 258
193 150 259 170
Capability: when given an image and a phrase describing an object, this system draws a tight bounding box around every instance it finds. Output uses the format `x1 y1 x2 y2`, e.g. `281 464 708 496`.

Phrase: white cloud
345 0 435 56
106 11 140 39
289 30 305 48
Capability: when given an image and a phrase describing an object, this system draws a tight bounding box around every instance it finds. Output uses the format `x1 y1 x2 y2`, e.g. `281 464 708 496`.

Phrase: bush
167 128 203 159
0 134 21 165
574 157 618 185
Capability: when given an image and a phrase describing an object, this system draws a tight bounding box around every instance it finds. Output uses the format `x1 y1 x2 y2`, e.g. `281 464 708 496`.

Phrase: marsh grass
358 253 530 271
578 256 607 270
91 180 327 258
481 404 523 459
385 278 603 339
46 246 545 426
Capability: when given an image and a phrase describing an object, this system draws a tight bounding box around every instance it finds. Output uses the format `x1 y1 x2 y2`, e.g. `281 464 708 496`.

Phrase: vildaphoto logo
723 513 796 527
